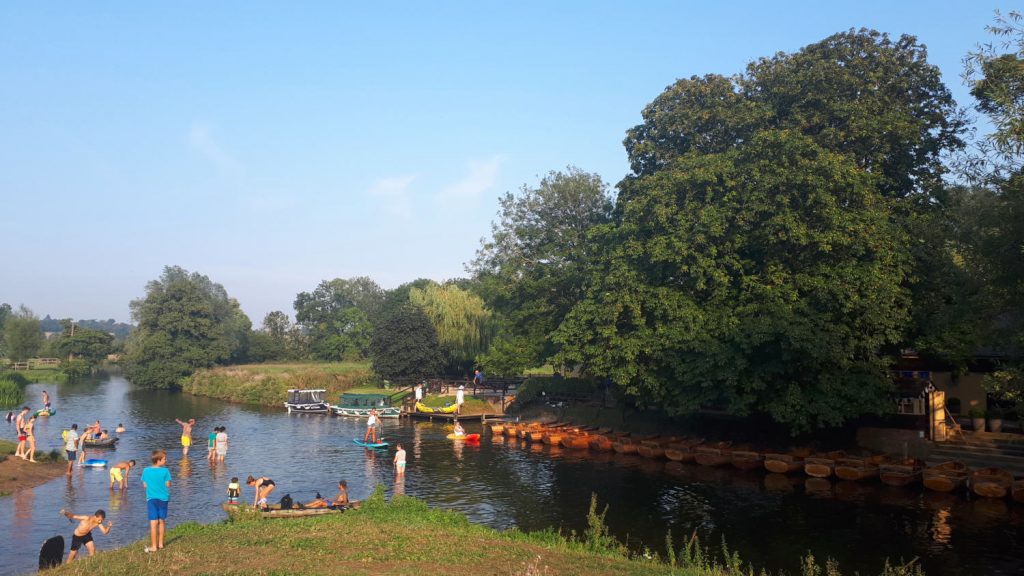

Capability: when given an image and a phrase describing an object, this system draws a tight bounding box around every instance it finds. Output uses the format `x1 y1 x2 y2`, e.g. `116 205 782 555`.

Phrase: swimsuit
110 468 124 482
228 483 240 498
181 436 191 447
69 531 94 551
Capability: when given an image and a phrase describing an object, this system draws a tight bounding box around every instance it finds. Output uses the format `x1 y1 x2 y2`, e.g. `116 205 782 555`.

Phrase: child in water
227 477 241 503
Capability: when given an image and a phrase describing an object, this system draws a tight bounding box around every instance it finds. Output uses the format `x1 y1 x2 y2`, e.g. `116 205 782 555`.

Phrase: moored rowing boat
764 448 810 474
835 454 886 482
971 467 1013 498
923 461 969 492
694 442 733 467
879 459 924 487
665 438 703 462
731 448 764 471
804 451 846 478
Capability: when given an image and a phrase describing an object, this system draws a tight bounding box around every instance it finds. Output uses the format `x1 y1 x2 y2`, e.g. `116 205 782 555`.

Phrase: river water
1 373 1022 576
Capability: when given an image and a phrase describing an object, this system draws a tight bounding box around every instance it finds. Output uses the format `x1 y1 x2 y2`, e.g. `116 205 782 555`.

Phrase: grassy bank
182 362 375 406
45 489 923 576
0 439 65 497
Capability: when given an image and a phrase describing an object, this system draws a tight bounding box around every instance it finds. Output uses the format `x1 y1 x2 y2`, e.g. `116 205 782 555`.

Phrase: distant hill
39 315 134 340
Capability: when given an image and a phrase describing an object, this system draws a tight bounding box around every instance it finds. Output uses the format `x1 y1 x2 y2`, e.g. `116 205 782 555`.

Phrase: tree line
10 16 1024 433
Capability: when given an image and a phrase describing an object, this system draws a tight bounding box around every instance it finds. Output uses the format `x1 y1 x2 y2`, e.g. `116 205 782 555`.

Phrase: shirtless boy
109 460 136 490
61 509 112 563
175 418 195 456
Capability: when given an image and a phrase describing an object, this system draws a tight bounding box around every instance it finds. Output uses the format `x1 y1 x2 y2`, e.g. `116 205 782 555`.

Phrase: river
1 373 1022 575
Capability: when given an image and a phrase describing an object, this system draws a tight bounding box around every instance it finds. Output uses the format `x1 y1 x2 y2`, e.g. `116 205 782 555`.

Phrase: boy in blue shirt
140 449 171 552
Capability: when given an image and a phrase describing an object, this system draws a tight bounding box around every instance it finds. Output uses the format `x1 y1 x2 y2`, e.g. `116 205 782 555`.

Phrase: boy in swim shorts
175 417 195 456
109 459 136 490
141 449 172 552
61 508 112 563
394 443 406 478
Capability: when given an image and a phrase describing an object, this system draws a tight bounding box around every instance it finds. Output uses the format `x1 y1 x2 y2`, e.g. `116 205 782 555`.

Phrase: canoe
804 451 846 478
82 437 119 449
588 432 621 452
764 448 811 474
731 449 765 471
612 437 640 455
835 455 887 482
447 433 480 442
879 459 925 487
971 467 1013 499
489 423 505 435
923 461 969 493
414 401 457 414
694 442 733 467
665 439 703 462
221 501 360 518
560 432 592 450
1013 479 1024 504
81 459 107 468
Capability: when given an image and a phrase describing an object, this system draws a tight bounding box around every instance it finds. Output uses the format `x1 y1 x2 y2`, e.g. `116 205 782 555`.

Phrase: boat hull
331 406 400 418
971 467 1013 499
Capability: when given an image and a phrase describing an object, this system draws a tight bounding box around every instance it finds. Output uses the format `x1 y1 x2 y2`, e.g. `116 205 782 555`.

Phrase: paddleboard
39 535 64 569
353 438 389 448
82 459 108 468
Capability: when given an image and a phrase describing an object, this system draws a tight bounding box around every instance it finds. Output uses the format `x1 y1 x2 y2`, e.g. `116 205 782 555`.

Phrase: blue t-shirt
141 466 172 501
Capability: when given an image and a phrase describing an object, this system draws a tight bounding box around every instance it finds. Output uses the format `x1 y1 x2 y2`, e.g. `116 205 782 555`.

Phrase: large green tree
294 277 382 361
470 167 614 368
51 321 115 365
124 266 252 388
409 282 495 376
3 305 43 361
558 131 911 431
0 303 12 356
369 305 443 380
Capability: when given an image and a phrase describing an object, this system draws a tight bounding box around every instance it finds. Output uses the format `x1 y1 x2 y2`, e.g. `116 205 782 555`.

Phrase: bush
0 373 28 408
514 376 596 406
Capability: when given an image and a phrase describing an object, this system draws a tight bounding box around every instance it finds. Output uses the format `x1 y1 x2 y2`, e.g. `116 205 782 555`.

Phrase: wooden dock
402 411 507 423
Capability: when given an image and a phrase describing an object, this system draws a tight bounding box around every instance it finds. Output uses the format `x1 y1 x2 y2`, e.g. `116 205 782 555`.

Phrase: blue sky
0 1 1011 324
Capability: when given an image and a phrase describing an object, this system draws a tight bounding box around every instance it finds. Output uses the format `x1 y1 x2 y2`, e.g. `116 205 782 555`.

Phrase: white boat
284 389 330 414
329 392 401 418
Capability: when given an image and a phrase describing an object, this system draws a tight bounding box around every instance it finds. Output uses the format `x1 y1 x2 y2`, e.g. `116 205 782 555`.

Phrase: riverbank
46 491 678 576
0 439 65 497
182 361 374 406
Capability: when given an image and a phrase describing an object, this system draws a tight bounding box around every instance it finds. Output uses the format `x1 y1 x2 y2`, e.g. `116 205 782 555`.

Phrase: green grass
0 438 62 463
42 489 926 576
0 367 66 385
183 362 376 407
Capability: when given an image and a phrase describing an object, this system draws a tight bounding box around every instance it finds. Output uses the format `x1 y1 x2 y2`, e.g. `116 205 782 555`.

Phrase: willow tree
409 282 495 376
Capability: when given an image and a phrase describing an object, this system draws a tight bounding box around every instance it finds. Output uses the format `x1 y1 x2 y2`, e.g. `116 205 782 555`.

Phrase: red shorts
18 435 26 442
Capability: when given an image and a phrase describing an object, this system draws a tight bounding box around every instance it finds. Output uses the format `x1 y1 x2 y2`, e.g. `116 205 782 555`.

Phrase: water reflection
0 374 1020 576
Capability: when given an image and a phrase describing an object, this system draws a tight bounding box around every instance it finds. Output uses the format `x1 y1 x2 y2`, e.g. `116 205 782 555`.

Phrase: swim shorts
181 436 191 447
66 450 77 461
396 462 406 470
147 498 168 521
18 435 26 442
110 468 123 482
70 531 93 551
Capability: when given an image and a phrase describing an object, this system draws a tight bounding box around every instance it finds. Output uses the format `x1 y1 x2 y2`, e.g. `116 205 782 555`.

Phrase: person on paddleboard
60 508 112 563
364 409 380 443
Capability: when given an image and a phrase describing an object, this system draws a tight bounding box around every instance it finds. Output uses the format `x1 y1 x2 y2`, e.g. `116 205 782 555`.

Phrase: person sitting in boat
115 423 126 433
453 420 465 437
98 429 110 441
247 475 276 510
305 480 350 509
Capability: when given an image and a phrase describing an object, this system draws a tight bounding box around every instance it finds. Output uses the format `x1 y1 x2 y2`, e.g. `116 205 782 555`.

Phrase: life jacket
61 430 68 442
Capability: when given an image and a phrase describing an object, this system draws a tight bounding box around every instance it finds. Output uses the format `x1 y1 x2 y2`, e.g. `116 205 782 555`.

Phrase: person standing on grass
64 424 80 475
61 509 112 563
141 449 172 552
394 443 406 478
456 385 465 415
175 417 195 456
215 426 228 462
415 382 424 404
14 406 29 459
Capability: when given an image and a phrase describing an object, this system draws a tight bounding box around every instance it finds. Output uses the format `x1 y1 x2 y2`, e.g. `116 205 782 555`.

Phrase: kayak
353 438 389 448
34 408 56 417
415 401 458 414
447 433 480 442
82 459 107 468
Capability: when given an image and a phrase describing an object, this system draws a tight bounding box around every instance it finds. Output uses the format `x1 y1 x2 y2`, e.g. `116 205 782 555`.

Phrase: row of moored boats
488 422 1024 502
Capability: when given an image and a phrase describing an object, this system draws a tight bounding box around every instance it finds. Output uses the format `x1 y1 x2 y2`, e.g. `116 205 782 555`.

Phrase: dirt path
0 451 67 497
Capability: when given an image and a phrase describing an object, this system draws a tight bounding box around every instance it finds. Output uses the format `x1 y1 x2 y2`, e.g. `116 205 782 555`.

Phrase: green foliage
123 266 252 388
0 373 27 408
983 368 1024 415
514 377 596 406
476 333 543 377
183 362 374 406
369 305 443 380
409 282 495 376
60 359 91 382
471 167 613 366
0 303 10 356
294 277 382 360
50 324 115 366
558 131 909 432
2 305 44 361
